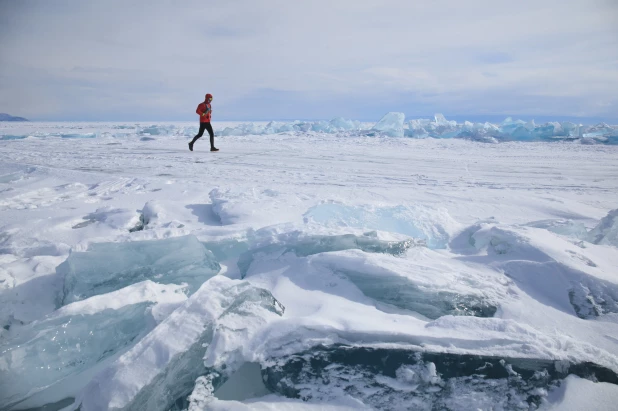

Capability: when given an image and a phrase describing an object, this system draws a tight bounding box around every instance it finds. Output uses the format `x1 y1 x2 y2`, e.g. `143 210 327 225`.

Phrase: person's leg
205 122 217 150
191 123 207 144
189 123 207 151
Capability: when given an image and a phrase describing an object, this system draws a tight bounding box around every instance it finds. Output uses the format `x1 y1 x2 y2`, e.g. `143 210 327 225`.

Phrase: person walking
189 93 218 152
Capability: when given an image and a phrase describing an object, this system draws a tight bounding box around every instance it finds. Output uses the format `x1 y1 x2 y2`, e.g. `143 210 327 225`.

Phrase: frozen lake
1 121 618 410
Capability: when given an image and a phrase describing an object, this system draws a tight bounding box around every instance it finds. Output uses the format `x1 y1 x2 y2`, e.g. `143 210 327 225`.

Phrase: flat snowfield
1 122 618 410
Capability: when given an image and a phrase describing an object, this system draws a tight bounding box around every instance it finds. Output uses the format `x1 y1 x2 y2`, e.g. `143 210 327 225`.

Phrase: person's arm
196 104 211 118
196 104 206 116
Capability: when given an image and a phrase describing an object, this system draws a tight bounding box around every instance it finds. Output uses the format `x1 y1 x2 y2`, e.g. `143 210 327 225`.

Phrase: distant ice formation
218 113 618 144
1 114 617 143
370 112 405 137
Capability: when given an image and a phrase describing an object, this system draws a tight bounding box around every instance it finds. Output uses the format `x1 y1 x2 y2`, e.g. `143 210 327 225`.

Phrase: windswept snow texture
1 121 618 410
59 235 220 305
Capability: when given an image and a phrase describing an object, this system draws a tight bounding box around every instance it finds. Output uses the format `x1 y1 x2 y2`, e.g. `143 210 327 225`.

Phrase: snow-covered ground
1 121 618 410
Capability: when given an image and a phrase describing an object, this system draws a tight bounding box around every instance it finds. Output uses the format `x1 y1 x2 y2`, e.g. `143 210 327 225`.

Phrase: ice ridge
2 115 617 144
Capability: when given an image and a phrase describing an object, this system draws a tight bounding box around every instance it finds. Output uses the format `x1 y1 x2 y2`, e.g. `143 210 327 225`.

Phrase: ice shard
78 276 284 411
0 280 185 410
262 345 618 411
371 112 405 137
59 235 220 305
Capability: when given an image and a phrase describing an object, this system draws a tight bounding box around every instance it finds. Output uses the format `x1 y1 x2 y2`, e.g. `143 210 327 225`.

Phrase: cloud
0 0 617 121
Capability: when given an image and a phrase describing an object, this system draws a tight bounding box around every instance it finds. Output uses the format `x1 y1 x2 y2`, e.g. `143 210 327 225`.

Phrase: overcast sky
1 0 617 122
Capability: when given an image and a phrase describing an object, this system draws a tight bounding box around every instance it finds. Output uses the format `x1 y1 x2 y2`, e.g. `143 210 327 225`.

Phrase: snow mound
544 375 618 411
462 223 618 319
209 188 302 226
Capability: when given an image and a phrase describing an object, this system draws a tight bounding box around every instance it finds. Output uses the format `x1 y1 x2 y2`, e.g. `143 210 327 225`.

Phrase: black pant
191 122 214 148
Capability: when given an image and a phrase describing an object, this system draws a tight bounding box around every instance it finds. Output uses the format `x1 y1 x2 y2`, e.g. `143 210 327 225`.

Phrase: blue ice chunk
237 232 420 278
434 113 457 127
175 117 617 143
329 117 361 131
138 125 175 136
304 204 450 249
0 134 29 140
112 125 136 130
140 126 162 135
263 121 285 134
510 126 534 140
219 123 262 136
59 235 220 305
0 302 154 409
372 112 405 137
276 122 296 133
560 122 581 137
533 124 555 139
310 121 330 132
217 117 363 136
338 269 496 319
77 278 285 411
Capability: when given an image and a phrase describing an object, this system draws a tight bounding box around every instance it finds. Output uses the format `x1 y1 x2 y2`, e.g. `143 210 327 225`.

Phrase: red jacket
196 102 212 123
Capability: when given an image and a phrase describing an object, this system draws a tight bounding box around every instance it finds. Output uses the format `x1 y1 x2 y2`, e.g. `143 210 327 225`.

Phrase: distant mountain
0 113 29 121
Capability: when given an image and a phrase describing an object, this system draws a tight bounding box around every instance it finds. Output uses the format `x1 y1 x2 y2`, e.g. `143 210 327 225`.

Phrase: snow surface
1 120 618 410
